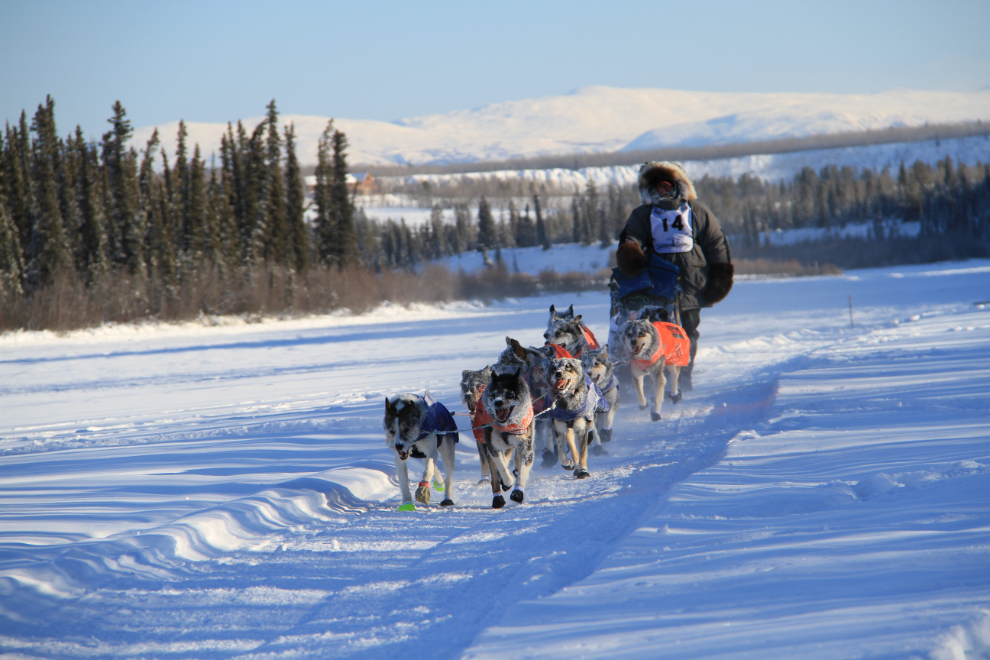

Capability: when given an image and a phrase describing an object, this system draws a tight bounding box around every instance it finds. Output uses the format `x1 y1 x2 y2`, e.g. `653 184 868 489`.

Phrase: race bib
651 203 693 254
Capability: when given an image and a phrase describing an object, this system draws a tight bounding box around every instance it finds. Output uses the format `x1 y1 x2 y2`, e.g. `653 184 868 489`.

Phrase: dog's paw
397 501 416 512
574 468 591 479
639 403 649 411
650 411 662 422
415 485 431 505
667 391 682 404
500 478 513 492
591 444 604 456
478 477 491 485
600 429 612 443
433 479 446 491
560 461 575 471
492 494 506 509
510 489 524 504
440 499 454 507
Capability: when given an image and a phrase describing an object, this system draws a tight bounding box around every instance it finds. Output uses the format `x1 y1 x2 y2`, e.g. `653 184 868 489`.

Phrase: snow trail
1 260 988 658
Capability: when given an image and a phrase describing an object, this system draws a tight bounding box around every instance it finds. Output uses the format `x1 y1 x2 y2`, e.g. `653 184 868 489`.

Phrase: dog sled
607 254 682 389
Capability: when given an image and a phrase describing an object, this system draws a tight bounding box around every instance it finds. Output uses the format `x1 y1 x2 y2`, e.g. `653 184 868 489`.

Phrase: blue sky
2 0 988 139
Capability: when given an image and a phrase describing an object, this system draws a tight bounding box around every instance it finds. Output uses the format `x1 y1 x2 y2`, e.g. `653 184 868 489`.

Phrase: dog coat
546 375 609 422
581 325 600 352
597 371 619 394
474 400 533 440
545 343 573 359
415 392 459 445
631 322 690 370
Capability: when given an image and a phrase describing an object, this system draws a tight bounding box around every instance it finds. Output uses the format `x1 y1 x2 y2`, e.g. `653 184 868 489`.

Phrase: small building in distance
303 173 378 198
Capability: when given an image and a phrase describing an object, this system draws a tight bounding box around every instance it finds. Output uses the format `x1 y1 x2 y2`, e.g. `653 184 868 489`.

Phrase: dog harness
546 375 609 422
631 322 690 370
415 392 460 445
597 371 619 395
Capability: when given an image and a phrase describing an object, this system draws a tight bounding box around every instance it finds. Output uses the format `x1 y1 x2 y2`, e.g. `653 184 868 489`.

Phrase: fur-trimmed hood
638 161 697 205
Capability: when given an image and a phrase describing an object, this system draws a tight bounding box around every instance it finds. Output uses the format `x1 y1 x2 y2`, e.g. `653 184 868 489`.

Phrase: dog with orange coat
621 317 690 421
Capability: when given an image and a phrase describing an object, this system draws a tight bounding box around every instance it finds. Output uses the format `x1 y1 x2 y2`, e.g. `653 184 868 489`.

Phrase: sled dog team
382 305 691 510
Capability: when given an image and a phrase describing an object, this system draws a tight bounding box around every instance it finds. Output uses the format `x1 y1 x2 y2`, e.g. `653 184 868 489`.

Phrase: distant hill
131 86 990 167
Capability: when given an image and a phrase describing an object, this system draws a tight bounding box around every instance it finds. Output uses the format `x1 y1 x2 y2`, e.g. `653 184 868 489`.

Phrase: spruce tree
283 123 309 272
534 194 550 250
0 199 25 302
428 204 445 258
27 96 71 286
102 101 144 275
75 129 109 284
477 196 495 250
313 121 335 265
263 100 288 264
330 128 356 267
173 121 191 258
245 121 268 267
7 114 35 256
187 145 208 262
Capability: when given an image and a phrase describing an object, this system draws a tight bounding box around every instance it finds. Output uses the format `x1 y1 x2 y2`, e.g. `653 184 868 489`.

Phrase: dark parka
618 162 732 310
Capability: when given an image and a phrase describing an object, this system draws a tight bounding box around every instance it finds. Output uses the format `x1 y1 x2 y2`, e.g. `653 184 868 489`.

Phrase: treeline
697 157 990 248
0 97 372 330
356 183 635 270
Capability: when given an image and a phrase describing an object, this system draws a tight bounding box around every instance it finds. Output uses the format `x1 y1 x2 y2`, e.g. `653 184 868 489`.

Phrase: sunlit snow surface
1 261 989 658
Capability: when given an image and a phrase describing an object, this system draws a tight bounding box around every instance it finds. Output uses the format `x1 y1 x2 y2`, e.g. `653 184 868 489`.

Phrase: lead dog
481 368 535 508
580 343 620 447
546 357 608 479
383 392 458 510
622 318 690 422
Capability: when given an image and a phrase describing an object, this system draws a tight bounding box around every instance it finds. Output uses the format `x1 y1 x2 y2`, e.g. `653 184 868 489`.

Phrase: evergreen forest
2 97 989 331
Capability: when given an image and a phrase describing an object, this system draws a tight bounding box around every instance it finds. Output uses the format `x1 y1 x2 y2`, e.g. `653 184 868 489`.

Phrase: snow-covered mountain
131 86 990 167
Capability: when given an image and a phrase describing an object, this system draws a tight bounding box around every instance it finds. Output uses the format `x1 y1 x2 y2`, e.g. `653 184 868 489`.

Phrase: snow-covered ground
1 261 989 658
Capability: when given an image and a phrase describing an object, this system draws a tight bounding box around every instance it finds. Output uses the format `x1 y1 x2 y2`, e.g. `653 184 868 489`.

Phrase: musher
615 161 734 391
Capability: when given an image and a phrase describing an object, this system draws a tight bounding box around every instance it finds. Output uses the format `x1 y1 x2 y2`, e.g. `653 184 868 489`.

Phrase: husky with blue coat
580 344 620 447
383 392 458 510
547 357 609 479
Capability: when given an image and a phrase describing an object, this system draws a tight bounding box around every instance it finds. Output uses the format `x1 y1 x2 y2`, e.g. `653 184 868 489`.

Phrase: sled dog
460 365 493 484
545 305 601 356
622 318 689 422
383 392 458 510
498 338 561 466
480 368 535 508
580 343 620 446
546 356 609 478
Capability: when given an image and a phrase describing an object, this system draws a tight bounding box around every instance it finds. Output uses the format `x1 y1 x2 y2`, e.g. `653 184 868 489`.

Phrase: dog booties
414 392 459 445
631 322 690 371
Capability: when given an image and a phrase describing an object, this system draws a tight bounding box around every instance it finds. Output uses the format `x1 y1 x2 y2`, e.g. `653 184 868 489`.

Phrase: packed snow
1 260 989 658
130 86 990 166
